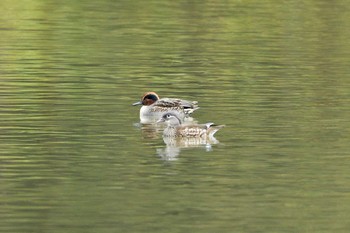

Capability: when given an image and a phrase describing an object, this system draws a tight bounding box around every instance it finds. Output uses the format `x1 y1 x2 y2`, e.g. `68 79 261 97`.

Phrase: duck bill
132 101 142 106
156 118 165 123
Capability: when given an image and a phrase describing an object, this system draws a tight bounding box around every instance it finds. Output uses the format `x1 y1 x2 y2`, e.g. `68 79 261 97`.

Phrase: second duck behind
133 92 199 123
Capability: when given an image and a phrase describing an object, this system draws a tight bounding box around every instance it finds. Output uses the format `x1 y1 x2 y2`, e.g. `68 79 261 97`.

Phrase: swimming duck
157 112 224 138
133 92 199 123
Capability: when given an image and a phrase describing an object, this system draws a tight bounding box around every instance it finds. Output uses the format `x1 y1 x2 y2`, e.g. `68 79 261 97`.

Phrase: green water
1 1 350 232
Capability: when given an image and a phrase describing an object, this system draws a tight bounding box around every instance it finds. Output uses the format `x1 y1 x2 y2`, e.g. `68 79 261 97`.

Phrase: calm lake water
1 1 350 232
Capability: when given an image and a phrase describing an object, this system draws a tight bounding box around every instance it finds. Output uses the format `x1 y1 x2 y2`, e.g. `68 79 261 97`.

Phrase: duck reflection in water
156 112 224 160
133 122 164 139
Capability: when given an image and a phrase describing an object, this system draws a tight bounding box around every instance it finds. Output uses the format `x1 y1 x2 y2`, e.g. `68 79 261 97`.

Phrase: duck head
132 92 160 106
157 112 182 126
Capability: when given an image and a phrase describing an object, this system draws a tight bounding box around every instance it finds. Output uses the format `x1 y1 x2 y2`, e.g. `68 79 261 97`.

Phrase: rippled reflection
157 135 220 161
133 122 164 139
135 117 221 160
1 0 350 232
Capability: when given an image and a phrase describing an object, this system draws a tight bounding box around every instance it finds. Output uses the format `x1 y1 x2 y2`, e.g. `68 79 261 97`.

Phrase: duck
132 92 199 123
157 112 224 138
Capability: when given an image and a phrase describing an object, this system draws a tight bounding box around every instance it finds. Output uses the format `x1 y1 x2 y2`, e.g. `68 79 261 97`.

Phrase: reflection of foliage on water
1 1 350 232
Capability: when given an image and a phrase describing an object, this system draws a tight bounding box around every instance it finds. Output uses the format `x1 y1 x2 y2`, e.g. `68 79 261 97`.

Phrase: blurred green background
1 1 349 232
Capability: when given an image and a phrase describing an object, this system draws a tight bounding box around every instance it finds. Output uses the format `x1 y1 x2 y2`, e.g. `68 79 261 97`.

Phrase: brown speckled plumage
158 113 224 138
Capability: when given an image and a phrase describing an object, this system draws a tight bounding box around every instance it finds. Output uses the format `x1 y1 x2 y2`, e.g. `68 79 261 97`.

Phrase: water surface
1 1 350 233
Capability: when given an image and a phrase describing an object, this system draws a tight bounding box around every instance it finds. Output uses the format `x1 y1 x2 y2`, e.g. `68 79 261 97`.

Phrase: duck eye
145 94 158 101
